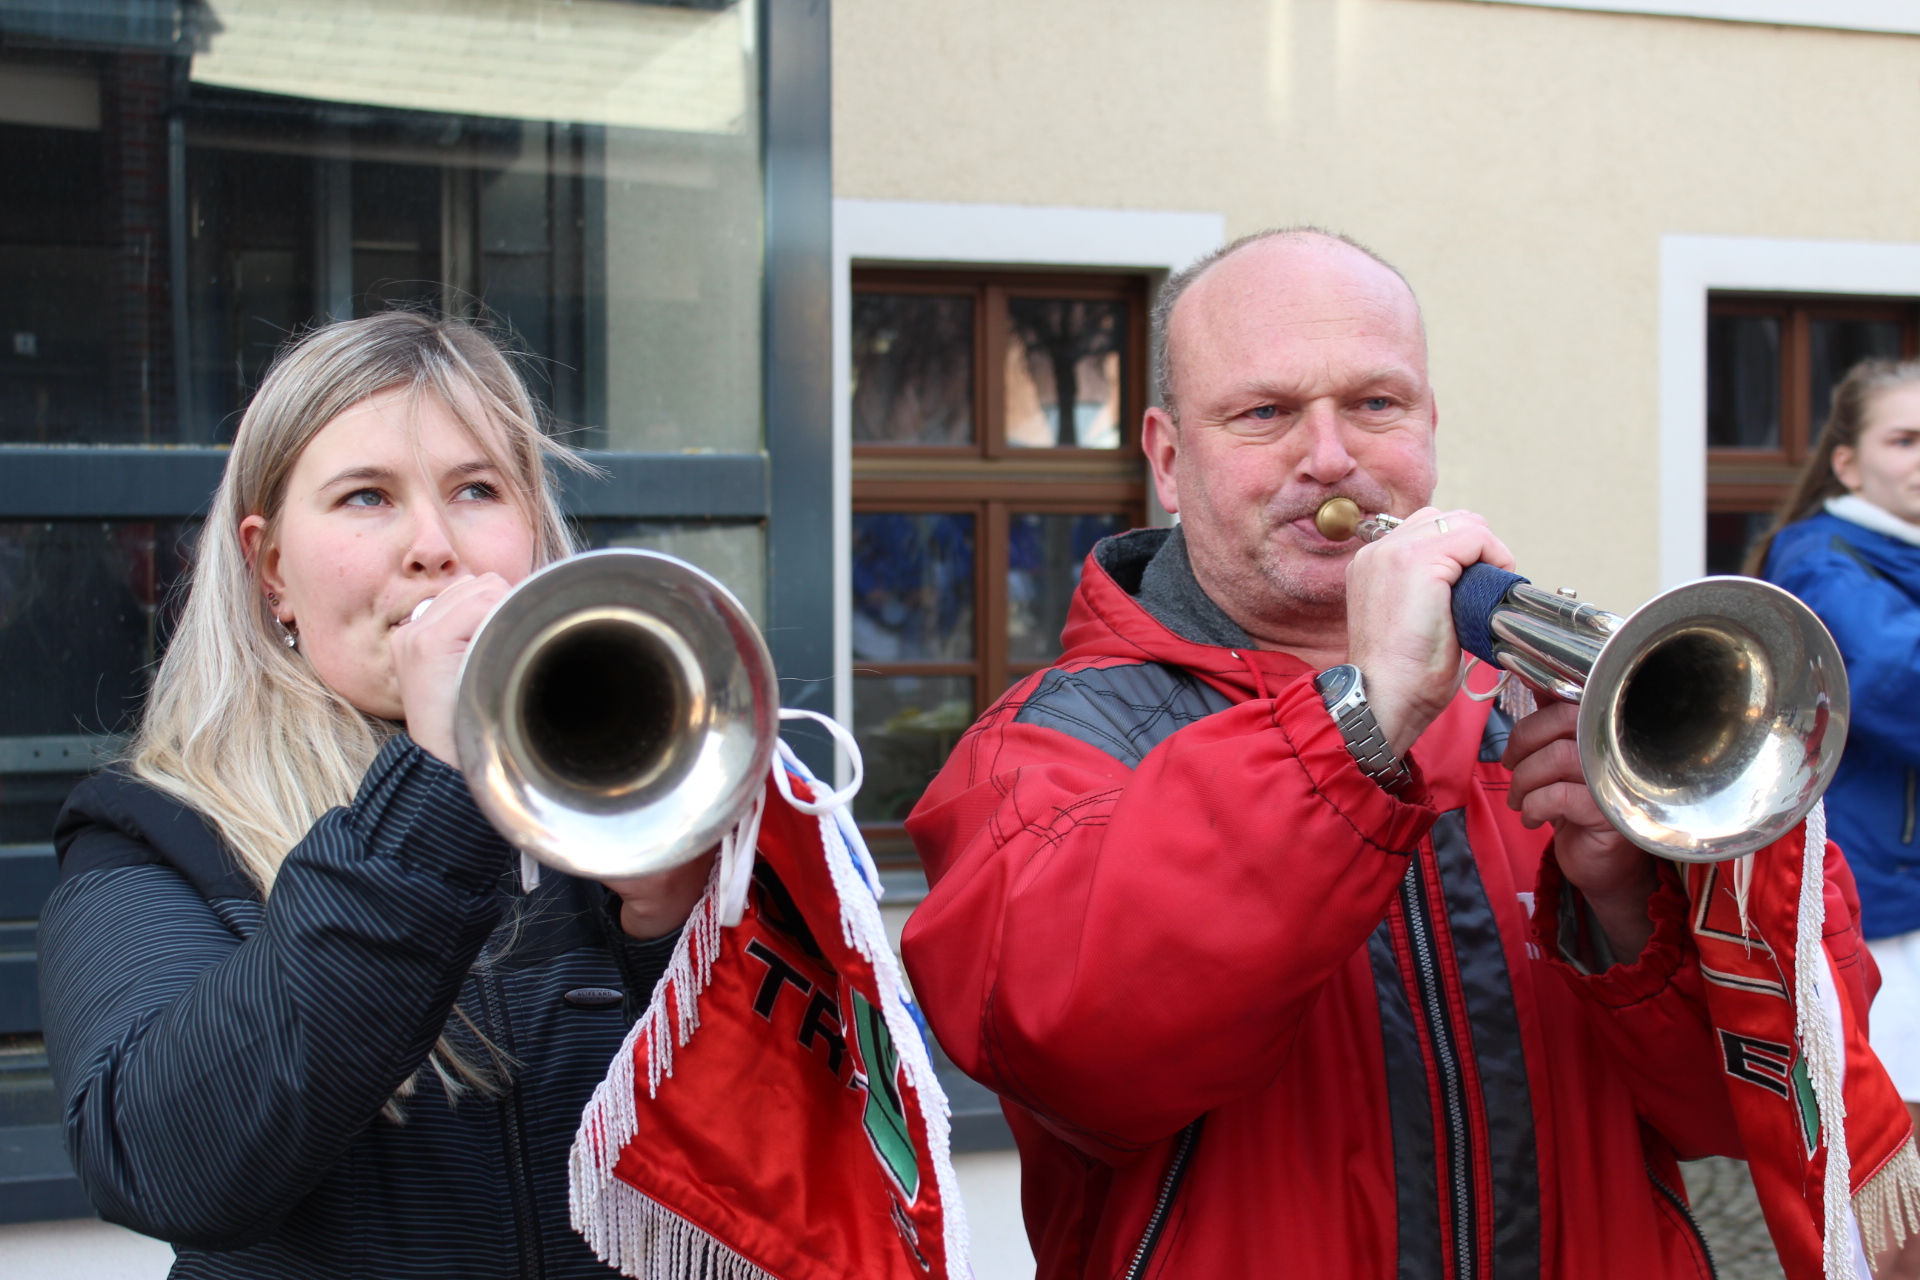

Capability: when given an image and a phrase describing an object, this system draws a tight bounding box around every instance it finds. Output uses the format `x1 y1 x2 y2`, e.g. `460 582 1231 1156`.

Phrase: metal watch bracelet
1313 664 1414 795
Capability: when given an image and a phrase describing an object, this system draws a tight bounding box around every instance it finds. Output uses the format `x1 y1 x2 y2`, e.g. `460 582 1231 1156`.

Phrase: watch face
1316 664 1360 703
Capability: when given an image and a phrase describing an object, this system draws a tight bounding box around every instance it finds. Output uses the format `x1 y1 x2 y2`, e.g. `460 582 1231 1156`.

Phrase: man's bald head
1151 228 1424 419
1137 227 1438 636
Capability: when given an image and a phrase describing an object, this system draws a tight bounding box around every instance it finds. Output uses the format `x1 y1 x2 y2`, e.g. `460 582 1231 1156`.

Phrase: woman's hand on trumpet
395 575 715 942
390 573 515 767
1503 701 1658 961
603 852 719 941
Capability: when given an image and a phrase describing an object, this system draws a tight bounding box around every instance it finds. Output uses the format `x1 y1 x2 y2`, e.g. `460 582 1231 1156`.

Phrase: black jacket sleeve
39 736 515 1247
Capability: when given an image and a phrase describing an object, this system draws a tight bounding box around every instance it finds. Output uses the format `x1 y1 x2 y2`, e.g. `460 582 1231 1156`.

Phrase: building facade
829 0 1920 869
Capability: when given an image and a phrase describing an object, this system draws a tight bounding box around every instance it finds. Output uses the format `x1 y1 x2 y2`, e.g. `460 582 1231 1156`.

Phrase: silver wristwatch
1312 664 1413 795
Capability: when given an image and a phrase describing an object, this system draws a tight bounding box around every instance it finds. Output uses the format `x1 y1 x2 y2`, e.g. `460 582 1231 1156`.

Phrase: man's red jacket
901 528 1864 1279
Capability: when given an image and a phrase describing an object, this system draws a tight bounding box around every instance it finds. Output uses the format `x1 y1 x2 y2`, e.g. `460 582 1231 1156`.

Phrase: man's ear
238 514 288 619
1141 407 1181 516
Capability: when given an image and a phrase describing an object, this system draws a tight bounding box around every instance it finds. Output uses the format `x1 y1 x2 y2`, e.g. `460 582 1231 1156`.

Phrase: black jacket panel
39 736 667 1279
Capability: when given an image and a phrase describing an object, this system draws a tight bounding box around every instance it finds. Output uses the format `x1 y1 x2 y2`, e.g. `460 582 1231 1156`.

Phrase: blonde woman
39 312 708 1279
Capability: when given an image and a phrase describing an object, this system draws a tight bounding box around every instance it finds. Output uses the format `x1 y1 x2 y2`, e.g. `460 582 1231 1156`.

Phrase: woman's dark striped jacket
39 735 675 1279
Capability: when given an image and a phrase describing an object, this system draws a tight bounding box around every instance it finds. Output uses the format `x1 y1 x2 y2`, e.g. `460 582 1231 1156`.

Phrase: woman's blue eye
457 481 499 501
344 489 383 507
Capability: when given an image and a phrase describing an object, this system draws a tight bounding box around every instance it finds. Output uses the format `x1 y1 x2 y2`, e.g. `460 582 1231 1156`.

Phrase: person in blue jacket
1753 356 1920 1192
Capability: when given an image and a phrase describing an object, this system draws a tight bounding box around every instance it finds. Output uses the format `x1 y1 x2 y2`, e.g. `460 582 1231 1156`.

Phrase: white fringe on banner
1795 801 1854 1280
569 711 973 1280
771 715 974 1280
1495 676 1537 721
1857 1137 1920 1260
586 1177 775 1280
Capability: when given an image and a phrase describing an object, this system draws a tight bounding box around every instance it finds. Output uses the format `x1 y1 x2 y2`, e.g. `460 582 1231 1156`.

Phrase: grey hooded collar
1132 525 1253 649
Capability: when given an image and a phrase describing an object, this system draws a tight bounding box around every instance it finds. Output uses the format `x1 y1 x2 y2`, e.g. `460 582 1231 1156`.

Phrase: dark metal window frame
0 0 838 1224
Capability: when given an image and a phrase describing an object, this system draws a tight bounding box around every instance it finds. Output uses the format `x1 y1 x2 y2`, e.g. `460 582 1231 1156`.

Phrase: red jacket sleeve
1530 855 1743 1159
1825 842 1882 1019
900 675 1436 1161
1532 830 1871 1163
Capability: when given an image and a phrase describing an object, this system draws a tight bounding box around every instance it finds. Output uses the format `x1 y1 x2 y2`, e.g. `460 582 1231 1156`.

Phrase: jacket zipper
1400 857 1479 1280
478 962 545 1280
1645 1159 1719 1279
1124 1117 1204 1280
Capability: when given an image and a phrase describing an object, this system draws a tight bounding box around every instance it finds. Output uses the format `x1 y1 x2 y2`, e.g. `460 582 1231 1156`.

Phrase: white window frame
1660 234 1920 587
830 200 1224 769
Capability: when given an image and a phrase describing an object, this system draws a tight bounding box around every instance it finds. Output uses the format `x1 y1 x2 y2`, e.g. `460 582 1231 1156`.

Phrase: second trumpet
1313 496 1849 864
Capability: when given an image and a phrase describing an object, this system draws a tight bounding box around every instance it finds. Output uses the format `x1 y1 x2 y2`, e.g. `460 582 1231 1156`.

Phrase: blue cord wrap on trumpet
1452 562 1530 667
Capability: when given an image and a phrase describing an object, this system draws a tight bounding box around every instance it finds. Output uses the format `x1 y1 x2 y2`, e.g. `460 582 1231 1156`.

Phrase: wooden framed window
851 269 1149 863
1706 293 1919 573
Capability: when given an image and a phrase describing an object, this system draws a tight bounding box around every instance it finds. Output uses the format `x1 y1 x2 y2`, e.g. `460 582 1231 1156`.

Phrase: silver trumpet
1314 497 1849 863
452 549 778 880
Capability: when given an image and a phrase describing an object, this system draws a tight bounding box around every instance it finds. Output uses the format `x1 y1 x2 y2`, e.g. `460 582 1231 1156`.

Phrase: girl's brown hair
1742 357 1920 576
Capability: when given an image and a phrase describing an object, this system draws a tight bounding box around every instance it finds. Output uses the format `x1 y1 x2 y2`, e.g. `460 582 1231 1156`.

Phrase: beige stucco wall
833 0 1920 609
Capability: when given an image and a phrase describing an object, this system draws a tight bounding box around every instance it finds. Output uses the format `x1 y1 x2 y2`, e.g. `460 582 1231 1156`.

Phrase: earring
284 630 298 650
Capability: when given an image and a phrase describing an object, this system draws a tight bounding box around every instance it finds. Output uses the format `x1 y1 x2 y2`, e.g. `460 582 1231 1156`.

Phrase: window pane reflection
1706 314 1780 449
578 519 765 626
1004 298 1124 449
1810 318 1903 444
0 2 762 449
1008 513 1127 665
852 294 974 445
0 520 196 843
853 513 976 661
852 675 973 823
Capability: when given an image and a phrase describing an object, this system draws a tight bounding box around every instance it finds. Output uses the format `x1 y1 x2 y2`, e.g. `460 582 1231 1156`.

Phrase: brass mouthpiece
1313 496 1365 541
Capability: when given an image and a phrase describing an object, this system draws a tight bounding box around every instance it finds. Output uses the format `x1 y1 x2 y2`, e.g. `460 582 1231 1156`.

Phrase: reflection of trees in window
1005 298 1122 448
851 294 974 445
849 269 1147 859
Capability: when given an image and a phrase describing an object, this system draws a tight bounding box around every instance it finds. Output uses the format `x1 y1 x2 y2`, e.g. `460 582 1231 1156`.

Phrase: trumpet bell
1577 577 1848 863
454 549 778 881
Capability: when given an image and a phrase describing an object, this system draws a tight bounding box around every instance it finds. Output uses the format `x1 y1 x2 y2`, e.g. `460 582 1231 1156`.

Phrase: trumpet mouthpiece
1314 496 1364 541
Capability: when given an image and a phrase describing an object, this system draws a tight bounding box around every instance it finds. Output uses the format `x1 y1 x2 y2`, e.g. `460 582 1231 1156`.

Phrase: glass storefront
2 0 762 449
0 0 769 822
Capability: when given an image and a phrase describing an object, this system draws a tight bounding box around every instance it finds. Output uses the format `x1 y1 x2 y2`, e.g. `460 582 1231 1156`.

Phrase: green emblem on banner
851 990 920 1198
1793 1056 1822 1154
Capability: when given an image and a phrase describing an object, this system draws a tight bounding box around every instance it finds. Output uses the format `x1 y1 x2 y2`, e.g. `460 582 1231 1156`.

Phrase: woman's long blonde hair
131 312 577 1111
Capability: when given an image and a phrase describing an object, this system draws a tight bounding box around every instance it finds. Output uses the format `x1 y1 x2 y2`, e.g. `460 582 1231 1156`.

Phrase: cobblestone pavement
1682 1157 1786 1280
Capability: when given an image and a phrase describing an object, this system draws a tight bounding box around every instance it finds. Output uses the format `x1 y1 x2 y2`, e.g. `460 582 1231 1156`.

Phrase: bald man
901 230 1752 1279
